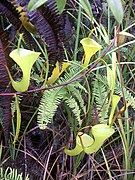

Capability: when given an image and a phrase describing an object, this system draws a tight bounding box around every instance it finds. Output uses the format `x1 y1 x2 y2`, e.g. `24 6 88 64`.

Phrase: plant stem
74 4 81 62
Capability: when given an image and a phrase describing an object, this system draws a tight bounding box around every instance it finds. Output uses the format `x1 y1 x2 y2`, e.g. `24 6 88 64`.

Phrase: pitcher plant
80 37 102 67
7 48 40 92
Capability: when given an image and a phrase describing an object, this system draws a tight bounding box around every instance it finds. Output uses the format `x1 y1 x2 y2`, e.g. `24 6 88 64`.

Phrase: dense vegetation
0 0 134 179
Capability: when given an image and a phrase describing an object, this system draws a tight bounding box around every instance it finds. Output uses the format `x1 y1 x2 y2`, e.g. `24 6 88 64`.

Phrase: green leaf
28 0 48 11
119 31 135 38
109 95 120 126
106 0 124 23
55 0 67 14
79 0 93 20
13 95 21 144
107 66 115 92
112 52 117 82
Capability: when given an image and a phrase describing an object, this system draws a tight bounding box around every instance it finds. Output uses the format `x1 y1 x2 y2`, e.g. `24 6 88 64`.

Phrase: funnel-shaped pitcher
64 124 114 156
8 48 40 92
84 124 114 154
80 38 102 67
64 132 94 156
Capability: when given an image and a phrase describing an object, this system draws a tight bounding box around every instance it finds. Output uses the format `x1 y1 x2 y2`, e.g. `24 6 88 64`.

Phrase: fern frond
0 166 29 180
64 97 81 126
93 74 135 114
73 81 88 94
115 84 135 110
92 79 109 124
58 64 81 84
37 87 66 129
67 84 86 114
